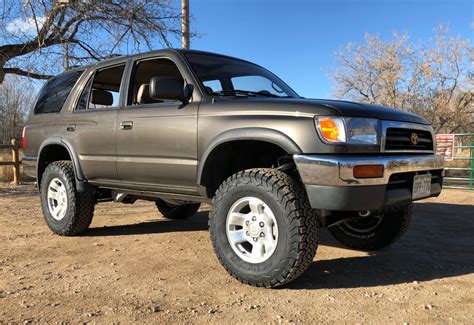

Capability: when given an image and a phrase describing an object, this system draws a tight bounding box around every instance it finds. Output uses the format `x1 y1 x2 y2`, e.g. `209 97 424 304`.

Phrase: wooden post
182 0 190 49
11 139 20 185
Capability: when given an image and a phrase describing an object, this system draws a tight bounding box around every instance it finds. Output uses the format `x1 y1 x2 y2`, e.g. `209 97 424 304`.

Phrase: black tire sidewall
40 163 77 234
329 204 412 250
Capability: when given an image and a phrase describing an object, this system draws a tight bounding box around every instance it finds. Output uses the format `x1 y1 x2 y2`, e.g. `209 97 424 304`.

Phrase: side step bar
109 187 211 205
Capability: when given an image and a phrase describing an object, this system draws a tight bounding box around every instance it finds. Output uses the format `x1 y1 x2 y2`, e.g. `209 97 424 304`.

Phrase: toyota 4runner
22 49 444 288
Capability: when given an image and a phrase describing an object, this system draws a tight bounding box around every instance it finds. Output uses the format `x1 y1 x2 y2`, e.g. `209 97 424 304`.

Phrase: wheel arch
197 128 302 197
36 138 86 190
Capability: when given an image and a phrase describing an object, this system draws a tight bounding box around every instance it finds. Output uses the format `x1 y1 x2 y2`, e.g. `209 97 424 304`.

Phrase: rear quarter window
34 70 84 114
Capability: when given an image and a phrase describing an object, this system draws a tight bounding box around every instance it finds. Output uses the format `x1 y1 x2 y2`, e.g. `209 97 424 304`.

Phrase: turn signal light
317 117 346 142
353 164 384 179
319 119 339 140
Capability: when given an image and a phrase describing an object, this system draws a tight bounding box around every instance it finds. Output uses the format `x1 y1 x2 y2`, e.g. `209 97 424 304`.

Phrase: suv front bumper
294 154 444 211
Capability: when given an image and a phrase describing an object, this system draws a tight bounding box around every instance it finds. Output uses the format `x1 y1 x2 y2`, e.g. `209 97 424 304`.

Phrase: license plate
412 174 432 200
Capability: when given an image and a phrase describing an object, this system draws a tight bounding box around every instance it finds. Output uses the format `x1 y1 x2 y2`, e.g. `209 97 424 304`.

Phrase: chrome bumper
294 154 445 187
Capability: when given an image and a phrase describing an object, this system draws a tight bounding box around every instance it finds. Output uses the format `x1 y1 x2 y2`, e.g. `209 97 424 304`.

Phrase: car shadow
84 211 209 236
288 202 474 289
84 202 474 289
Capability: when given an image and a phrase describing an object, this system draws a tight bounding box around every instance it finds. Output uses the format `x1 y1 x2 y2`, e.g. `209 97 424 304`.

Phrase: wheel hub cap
248 222 260 237
226 197 278 264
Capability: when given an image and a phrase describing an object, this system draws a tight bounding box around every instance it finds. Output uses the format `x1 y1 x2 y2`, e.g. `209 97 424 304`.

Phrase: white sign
436 134 455 161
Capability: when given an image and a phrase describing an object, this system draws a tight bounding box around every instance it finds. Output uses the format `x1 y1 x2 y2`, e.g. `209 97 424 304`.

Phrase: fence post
470 134 474 190
11 139 20 185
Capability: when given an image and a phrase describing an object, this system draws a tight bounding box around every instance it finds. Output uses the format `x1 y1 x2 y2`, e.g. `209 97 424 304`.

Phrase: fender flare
37 138 85 182
196 127 302 185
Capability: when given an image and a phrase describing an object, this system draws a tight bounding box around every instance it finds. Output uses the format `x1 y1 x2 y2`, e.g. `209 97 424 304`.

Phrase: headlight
315 117 379 145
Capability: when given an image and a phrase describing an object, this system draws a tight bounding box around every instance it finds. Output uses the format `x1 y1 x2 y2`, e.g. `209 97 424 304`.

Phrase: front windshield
185 53 298 98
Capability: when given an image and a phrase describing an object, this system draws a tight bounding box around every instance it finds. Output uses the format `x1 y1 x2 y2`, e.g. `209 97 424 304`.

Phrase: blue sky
170 0 472 99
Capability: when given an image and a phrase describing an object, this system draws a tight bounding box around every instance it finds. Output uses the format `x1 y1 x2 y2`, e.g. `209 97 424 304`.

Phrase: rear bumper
22 155 37 179
294 154 444 211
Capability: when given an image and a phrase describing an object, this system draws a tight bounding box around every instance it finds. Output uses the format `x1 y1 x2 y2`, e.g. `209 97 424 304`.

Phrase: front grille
384 128 433 151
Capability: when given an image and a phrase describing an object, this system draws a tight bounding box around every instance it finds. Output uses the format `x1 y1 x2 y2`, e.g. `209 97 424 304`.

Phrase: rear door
115 56 199 193
62 63 127 182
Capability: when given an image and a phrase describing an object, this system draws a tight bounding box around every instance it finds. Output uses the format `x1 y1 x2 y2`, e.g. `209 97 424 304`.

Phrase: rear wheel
40 161 95 236
328 204 412 251
209 168 319 288
155 200 200 219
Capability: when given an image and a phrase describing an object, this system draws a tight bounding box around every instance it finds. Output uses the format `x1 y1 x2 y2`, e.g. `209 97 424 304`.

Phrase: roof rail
106 54 123 59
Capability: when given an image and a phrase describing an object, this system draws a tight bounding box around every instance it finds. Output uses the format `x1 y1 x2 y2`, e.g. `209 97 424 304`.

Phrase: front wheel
328 204 412 251
209 169 319 288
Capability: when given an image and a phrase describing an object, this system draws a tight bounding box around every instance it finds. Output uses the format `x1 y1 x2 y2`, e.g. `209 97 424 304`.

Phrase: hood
213 97 430 125
309 98 430 125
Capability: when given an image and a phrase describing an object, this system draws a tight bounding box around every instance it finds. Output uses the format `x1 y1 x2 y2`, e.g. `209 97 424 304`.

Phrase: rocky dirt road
1 184 473 323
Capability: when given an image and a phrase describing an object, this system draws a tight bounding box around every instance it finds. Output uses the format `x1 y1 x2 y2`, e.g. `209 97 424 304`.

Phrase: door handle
66 124 76 132
120 121 133 130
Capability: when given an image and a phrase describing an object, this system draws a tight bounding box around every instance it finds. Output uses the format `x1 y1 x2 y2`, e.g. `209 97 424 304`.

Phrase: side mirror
90 89 113 106
149 76 187 102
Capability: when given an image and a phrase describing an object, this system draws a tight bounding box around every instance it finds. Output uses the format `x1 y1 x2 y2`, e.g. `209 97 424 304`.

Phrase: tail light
21 126 27 150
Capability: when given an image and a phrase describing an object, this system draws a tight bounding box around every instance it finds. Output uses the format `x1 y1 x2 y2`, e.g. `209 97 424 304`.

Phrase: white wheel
226 196 278 264
47 177 68 221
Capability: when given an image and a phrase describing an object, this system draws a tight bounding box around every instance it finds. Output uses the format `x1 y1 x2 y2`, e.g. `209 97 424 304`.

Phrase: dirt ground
0 184 473 324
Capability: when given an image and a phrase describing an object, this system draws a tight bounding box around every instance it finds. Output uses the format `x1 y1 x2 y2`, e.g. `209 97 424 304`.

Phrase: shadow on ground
84 211 210 236
85 202 474 289
290 202 474 289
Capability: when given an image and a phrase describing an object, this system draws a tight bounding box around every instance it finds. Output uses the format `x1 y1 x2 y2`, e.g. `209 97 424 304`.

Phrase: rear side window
34 70 84 114
76 64 125 111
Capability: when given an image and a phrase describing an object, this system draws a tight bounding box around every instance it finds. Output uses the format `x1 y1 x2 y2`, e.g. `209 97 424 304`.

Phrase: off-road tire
155 200 200 219
209 168 319 288
328 204 412 251
40 160 95 236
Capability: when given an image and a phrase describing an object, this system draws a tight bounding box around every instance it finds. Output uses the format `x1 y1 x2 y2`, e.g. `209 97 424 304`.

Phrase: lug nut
253 237 258 242
246 221 250 226
259 222 264 227
252 216 257 221
260 232 265 237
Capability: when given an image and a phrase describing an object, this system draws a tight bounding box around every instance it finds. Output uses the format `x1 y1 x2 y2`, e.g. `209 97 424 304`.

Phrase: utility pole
182 0 190 49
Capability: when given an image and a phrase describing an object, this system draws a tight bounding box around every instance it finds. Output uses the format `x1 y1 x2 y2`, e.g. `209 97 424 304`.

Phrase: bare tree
0 76 33 144
331 26 473 133
0 0 184 84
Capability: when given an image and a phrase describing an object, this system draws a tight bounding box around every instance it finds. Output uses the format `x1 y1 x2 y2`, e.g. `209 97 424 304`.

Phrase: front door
115 57 198 194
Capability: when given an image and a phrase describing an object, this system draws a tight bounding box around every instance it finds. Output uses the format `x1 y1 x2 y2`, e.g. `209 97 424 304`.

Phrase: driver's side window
129 58 184 106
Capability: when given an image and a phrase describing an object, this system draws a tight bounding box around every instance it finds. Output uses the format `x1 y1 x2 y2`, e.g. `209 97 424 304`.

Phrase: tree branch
2 67 52 80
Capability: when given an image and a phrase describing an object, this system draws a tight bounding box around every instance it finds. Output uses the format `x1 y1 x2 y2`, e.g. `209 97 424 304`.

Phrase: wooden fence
0 139 21 185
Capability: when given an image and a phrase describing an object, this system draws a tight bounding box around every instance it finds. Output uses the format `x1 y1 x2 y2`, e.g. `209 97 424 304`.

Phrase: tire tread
209 168 318 288
40 160 95 236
